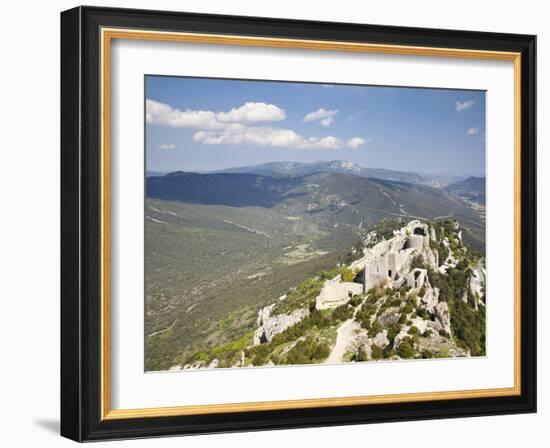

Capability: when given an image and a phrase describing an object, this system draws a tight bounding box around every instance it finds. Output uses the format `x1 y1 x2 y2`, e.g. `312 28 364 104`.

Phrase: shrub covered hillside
172 218 486 370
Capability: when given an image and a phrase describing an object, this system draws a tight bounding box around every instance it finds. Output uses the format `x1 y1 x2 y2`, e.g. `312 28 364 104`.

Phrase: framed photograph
60 6 537 442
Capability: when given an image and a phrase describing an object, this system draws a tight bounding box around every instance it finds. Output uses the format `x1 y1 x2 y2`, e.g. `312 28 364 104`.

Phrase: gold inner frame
100 27 522 420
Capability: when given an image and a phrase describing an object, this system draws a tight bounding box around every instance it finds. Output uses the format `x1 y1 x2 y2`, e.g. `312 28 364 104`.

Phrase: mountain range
444 176 486 205
148 160 470 188
144 162 486 371
209 160 467 187
147 169 485 249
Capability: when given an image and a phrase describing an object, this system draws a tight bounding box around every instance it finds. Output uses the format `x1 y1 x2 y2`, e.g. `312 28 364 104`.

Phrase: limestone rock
256 303 276 327
469 259 485 310
208 358 219 369
377 307 400 326
373 329 389 348
393 329 410 348
421 285 439 310
410 317 429 334
416 332 470 358
435 301 452 336
253 306 309 345
183 360 206 370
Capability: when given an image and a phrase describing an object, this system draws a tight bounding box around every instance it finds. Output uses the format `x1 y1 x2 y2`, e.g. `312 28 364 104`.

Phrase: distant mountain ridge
208 160 464 187
147 171 303 207
445 176 485 193
146 170 484 249
444 176 486 205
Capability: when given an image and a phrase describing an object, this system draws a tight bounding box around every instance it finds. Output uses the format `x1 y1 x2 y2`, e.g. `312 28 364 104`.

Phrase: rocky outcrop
182 360 207 370
430 225 437 242
409 317 429 334
377 307 401 326
469 259 485 310
434 301 452 336
416 333 470 357
373 329 389 348
253 305 309 345
420 285 439 311
208 358 220 369
393 328 411 348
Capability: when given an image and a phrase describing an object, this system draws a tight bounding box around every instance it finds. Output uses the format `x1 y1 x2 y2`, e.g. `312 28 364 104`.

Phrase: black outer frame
60 5 537 442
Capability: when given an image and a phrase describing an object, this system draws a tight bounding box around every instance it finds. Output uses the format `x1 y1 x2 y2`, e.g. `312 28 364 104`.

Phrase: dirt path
186 303 198 313
147 319 178 338
324 318 360 364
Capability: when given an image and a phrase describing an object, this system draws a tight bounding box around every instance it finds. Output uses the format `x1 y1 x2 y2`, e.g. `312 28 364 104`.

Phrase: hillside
175 219 486 370
444 176 486 205
145 170 486 371
145 198 356 370
147 171 303 207
146 171 484 247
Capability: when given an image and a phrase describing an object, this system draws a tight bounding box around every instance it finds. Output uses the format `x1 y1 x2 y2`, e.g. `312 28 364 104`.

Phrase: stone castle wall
359 221 434 292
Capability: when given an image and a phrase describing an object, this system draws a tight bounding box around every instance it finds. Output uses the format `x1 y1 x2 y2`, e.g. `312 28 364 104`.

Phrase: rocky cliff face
253 303 309 345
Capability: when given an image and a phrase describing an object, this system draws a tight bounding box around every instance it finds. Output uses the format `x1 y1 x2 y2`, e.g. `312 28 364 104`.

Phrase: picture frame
60 5 537 442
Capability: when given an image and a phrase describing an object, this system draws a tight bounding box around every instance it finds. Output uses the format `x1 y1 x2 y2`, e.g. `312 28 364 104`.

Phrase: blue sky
145 76 486 176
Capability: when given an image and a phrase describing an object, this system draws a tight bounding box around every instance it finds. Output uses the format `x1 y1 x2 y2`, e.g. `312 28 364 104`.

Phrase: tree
285 337 330 364
356 346 368 362
402 302 414 314
397 337 415 359
386 323 401 344
368 320 383 337
340 267 355 282
332 304 354 322
371 345 384 360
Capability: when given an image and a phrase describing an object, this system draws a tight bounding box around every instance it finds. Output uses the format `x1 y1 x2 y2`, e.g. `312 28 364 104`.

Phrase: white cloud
193 127 303 148
148 99 366 151
466 127 480 135
320 117 334 127
216 102 286 123
146 99 284 130
193 127 366 150
303 108 339 123
455 100 475 112
157 143 176 150
347 137 367 149
146 99 236 130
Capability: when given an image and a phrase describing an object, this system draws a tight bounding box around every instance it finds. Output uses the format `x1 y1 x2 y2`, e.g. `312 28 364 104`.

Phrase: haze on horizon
146 76 486 177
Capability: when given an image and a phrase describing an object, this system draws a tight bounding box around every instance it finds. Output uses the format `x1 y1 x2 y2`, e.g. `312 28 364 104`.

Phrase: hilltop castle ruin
316 220 440 310
353 220 438 291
